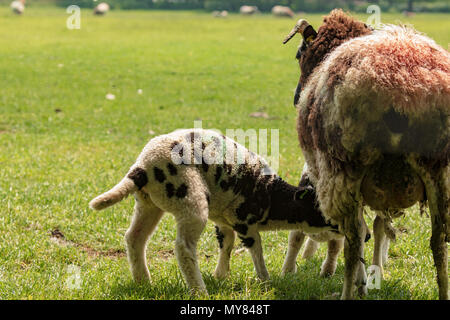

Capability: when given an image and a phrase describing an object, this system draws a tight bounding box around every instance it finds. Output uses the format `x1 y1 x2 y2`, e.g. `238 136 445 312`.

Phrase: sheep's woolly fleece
298 21 450 168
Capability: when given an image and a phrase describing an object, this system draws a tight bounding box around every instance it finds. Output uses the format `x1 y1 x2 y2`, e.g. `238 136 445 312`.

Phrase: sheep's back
297 25 450 166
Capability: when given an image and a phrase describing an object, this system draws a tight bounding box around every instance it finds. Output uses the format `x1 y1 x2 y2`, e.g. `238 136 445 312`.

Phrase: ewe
284 10 449 299
10 0 25 15
94 2 110 15
271 5 294 18
239 6 259 15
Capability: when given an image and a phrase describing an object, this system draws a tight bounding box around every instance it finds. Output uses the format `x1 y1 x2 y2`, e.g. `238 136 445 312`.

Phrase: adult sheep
11 0 25 15
272 5 294 18
283 9 449 299
94 2 110 15
240 6 259 15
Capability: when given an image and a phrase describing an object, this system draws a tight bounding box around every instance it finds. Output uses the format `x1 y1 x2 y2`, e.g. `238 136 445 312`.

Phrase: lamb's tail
89 177 138 211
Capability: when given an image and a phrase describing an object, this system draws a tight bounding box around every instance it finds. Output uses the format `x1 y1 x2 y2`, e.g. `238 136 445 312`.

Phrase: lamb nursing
89 129 343 294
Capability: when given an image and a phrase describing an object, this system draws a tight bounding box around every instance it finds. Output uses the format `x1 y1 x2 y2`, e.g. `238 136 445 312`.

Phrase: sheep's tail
89 177 138 211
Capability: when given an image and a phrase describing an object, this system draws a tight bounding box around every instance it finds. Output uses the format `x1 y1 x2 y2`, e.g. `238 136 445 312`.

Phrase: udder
361 157 425 211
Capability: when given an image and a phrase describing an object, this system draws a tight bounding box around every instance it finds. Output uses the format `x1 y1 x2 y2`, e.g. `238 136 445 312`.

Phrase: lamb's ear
283 19 317 45
294 187 310 201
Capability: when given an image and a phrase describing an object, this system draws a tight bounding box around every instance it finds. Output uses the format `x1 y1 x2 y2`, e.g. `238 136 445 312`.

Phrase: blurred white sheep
271 5 294 18
11 0 25 15
94 2 110 15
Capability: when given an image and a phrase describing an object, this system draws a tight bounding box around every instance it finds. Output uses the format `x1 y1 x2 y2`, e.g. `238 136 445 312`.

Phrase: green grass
0 7 449 300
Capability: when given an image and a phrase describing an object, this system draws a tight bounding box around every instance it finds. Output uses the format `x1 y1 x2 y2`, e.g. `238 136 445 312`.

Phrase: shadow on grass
108 256 418 300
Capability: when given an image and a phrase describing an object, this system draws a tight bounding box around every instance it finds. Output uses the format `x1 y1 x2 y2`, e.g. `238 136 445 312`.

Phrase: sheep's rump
297 25 449 219
298 25 450 167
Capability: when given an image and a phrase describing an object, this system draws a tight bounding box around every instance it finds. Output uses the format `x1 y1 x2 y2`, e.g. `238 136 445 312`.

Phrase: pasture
0 7 449 299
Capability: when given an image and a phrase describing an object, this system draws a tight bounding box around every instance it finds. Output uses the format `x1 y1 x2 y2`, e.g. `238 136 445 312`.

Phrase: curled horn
283 19 317 44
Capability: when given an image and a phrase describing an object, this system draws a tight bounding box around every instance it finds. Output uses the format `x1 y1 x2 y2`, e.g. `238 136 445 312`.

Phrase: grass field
0 7 449 300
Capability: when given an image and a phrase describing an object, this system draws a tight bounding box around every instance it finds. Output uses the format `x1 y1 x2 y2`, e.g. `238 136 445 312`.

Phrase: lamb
283 10 450 299
271 5 295 18
89 129 342 294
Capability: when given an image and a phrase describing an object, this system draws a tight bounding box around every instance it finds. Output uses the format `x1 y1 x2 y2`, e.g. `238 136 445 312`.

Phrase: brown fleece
298 9 372 88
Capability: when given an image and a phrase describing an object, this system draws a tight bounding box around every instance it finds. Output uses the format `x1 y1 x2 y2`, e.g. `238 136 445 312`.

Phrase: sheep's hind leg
281 230 306 274
125 193 164 283
341 204 367 300
425 175 448 300
410 159 448 300
213 225 235 279
239 231 269 281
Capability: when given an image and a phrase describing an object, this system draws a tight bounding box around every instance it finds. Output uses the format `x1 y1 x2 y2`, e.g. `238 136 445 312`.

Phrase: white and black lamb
89 129 344 294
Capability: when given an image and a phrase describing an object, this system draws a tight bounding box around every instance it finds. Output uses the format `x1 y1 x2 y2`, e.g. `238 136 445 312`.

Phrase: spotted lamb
89 129 341 294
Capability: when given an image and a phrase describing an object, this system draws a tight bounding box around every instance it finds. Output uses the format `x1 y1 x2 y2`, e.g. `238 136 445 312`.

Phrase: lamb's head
283 9 372 106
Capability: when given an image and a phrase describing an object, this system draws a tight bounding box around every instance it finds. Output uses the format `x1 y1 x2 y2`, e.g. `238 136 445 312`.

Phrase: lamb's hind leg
125 192 164 283
213 225 235 279
281 230 306 274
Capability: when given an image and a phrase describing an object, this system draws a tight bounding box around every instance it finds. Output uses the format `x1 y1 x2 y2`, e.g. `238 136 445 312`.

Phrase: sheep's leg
320 238 344 277
175 214 208 294
409 159 448 300
426 178 448 300
302 237 320 259
213 225 235 279
372 214 386 276
241 231 269 281
281 230 305 274
125 194 164 283
341 204 367 300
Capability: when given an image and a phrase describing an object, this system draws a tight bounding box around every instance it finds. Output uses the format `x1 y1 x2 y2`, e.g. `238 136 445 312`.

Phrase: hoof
281 265 297 275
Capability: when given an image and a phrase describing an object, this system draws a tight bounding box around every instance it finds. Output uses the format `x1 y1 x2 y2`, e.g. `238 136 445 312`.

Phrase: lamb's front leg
341 204 367 300
239 231 269 281
281 230 305 274
372 214 387 277
320 238 344 277
213 225 235 279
